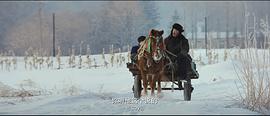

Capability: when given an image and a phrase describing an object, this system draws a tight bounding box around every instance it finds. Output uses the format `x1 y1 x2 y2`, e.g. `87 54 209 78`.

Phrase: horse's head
147 29 165 62
149 29 164 44
137 29 165 64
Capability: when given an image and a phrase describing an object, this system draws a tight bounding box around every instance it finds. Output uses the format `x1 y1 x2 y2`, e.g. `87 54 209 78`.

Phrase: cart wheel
183 79 192 101
133 75 142 99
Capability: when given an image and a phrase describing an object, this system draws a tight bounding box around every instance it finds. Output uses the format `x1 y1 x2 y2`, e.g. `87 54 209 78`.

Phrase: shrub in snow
224 49 228 61
213 51 219 64
4 55 11 72
24 48 32 70
60 80 81 96
197 53 205 65
234 14 270 113
234 48 270 114
110 54 114 67
56 46 62 69
207 50 213 64
0 52 3 71
0 82 16 97
85 44 92 69
29 61 33 70
10 50 17 70
71 46 76 68
110 45 114 67
1 79 49 99
18 79 41 96
127 45 131 63
37 56 44 70
32 52 38 70
66 85 80 96
116 54 119 67
93 58 98 69
17 79 51 98
119 54 124 67
78 41 84 69
121 55 126 65
102 48 108 68
78 55 82 69
68 48 72 68
46 55 52 69
85 56 92 69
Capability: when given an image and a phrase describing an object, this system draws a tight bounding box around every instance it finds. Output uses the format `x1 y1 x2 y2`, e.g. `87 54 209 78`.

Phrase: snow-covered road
0 50 262 114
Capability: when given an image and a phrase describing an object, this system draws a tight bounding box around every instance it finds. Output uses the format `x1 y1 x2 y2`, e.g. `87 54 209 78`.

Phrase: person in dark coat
164 23 192 89
130 36 146 63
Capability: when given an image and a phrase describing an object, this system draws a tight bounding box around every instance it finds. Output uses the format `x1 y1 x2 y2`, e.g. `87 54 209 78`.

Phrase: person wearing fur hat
164 23 192 89
130 36 146 64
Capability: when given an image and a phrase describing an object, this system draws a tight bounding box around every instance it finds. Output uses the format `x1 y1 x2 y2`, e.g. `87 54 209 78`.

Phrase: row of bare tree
1 1 270 55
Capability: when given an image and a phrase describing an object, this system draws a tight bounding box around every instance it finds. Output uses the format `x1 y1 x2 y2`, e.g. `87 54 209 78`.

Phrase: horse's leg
142 72 148 96
157 62 165 97
154 75 158 96
150 74 155 96
157 74 161 94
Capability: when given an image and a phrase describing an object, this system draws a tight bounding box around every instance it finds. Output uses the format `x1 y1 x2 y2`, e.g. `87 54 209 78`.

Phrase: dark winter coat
130 45 140 63
131 45 139 54
164 34 189 61
164 32 190 79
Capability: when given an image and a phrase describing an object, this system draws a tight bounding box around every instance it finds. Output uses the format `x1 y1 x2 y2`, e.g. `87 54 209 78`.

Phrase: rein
147 36 152 53
165 49 177 57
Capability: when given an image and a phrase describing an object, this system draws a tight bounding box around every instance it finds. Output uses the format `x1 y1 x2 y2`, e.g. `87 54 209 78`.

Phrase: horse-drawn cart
126 61 199 101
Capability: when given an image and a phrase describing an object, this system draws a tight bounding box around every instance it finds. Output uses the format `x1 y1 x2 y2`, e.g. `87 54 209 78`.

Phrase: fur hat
137 36 146 43
172 23 184 32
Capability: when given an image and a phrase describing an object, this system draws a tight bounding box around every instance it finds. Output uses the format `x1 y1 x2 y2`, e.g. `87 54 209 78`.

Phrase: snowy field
0 49 263 114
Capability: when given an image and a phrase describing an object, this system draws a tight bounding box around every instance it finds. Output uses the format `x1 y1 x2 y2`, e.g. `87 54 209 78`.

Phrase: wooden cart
127 61 199 101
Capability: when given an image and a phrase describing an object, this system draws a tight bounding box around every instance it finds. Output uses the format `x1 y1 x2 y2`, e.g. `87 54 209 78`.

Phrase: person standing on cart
164 23 192 89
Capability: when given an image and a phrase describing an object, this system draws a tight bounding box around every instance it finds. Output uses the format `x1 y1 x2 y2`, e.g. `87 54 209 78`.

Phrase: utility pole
244 3 248 48
80 41 84 55
253 13 257 48
226 2 230 49
205 16 208 56
39 2 43 53
191 7 194 49
183 6 186 35
217 18 220 49
204 2 208 56
53 13 56 57
191 20 194 49
195 12 198 49
266 15 269 48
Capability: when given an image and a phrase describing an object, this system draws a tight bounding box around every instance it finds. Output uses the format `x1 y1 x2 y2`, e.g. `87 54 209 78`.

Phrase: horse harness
137 35 166 66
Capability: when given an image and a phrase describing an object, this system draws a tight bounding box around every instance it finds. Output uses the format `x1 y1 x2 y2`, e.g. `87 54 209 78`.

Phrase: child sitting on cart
130 36 146 64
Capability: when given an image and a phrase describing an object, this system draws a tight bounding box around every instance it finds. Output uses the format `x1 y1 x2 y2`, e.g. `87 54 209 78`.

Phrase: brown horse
137 29 166 96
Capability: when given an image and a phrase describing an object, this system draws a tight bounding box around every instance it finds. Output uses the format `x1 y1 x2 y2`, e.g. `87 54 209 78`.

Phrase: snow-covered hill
0 49 262 114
